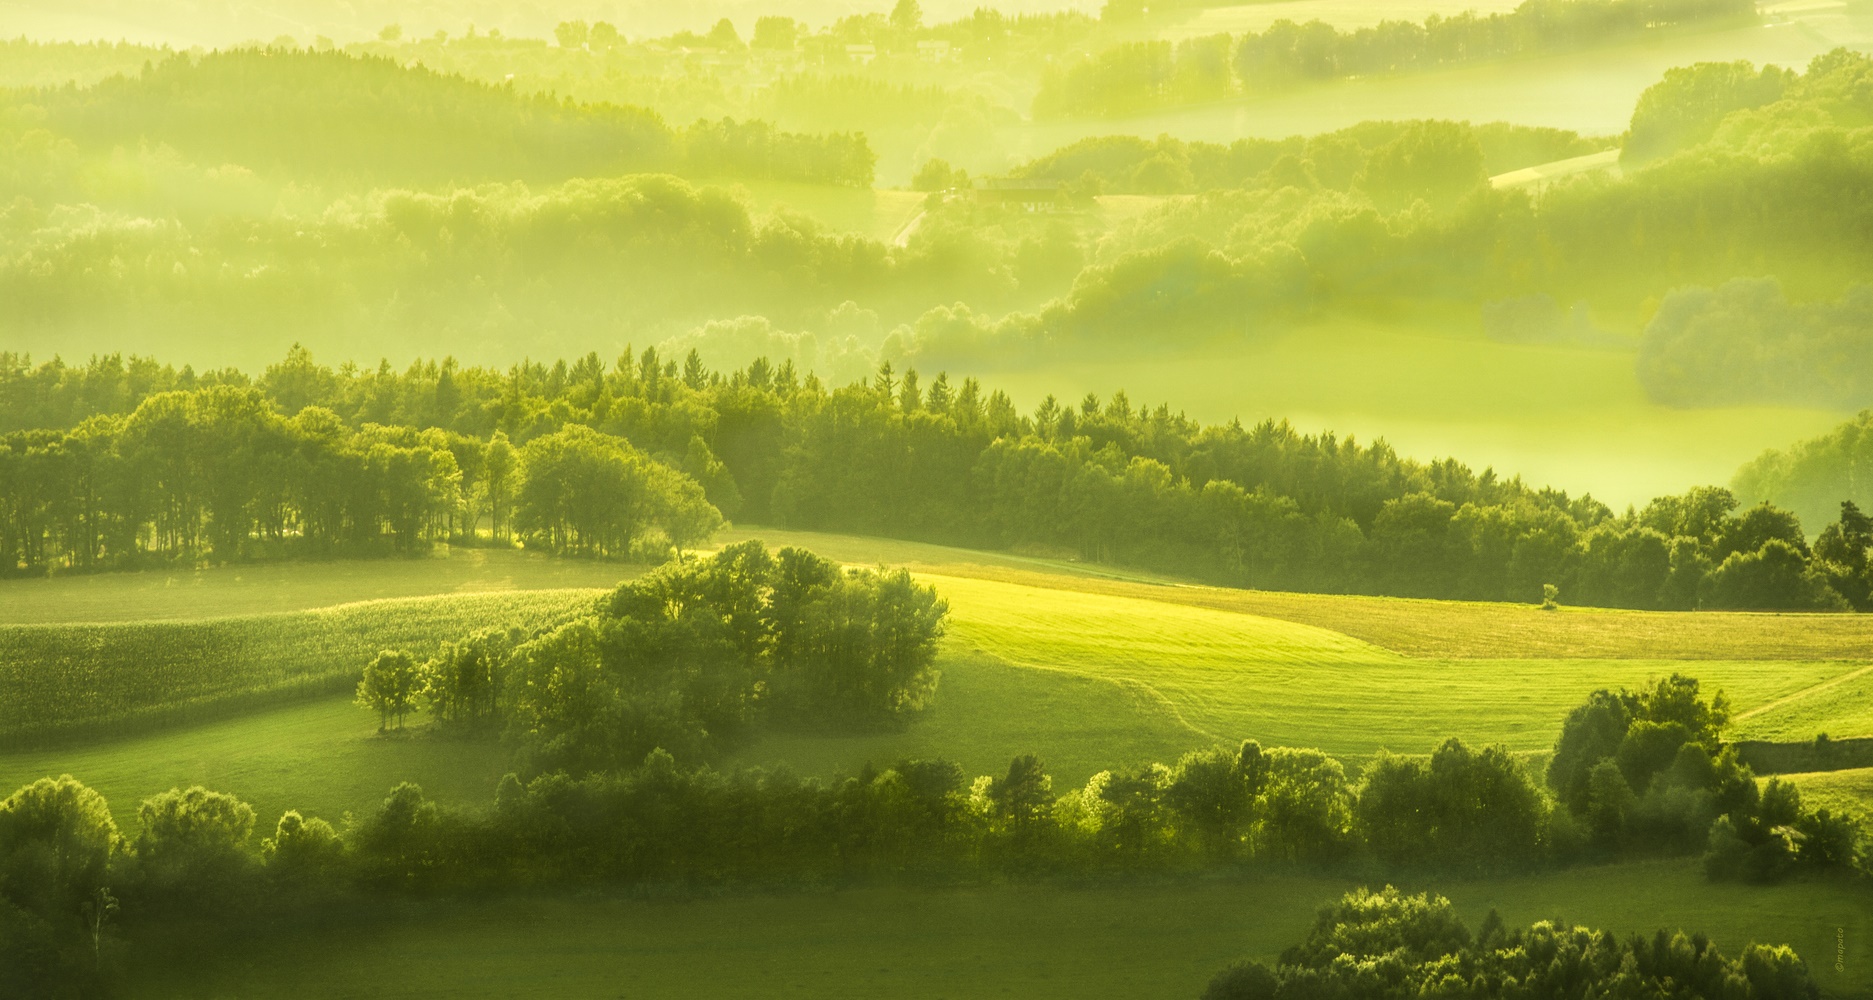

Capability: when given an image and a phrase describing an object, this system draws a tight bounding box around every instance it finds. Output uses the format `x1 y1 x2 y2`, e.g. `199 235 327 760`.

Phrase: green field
3 542 1869 997
0 548 634 626
5 539 1868 820
0 588 598 746
1784 766 1873 821
0 696 511 833
128 860 1870 1000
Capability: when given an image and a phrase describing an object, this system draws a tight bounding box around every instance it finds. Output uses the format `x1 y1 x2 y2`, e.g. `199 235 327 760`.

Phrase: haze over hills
3 2 1873 996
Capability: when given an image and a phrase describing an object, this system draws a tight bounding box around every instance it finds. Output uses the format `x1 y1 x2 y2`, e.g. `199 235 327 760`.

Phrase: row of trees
0 385 723 573
357 543 952 771
1201 887 1820 1000
1038 0 1754 118
10 348 1872 611
19 48 876 188
5 676 1861 993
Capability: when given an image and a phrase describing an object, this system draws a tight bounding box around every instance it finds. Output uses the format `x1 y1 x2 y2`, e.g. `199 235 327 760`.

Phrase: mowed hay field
128 860 1871 1000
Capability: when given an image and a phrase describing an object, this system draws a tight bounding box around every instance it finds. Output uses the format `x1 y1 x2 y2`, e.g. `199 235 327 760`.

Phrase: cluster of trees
1639 278 1873 410
1545 676 1864 878
1038 0 1754 118
356 542 951 770
1202 886 1821 1000
12 48 875 188
0 384 722 574
5 676 1861 992
11 347 1873 611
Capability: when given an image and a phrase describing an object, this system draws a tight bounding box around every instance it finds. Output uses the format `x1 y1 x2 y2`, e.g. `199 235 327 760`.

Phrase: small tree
1541 583 1560 610
554 20 589 49
357 650 421 731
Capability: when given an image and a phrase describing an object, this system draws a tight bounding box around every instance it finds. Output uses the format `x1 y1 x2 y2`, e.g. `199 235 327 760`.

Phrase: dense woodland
5 348 1871 613
2 671 1859 995
1039 0 1755 118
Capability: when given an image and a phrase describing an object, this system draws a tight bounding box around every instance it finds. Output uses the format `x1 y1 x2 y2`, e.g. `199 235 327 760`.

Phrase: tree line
3 675 1859 994
0 383 722 573
13 48 875 189
8 347 1873 612
1200 886 1820 1000
1039 0 1754 118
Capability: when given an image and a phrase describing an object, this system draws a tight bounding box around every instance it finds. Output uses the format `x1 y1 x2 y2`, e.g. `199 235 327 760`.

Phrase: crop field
0 548 634 626
0 589 598 747
128 859 1870 1000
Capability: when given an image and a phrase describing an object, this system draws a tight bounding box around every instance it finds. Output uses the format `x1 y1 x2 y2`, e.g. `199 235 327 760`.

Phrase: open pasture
128 859 1870 1000
929 574 1867 755
718 526 1873 661
0 589 598 747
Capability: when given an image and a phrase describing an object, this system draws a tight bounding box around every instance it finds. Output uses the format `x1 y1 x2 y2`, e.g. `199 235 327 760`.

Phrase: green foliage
1639 279 1873 409
7 348 1854 613
505 542 949 774
356 650 422 731
1357 121 1488 211
513 424 723 558
1355 739 1551 871
1625 60 1794 163
1055 0 1754 120
1205 887 1823 1000
0 775 119 996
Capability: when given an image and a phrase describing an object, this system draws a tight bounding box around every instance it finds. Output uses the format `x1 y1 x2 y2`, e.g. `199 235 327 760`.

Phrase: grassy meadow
128 860 1871 1000
5 537 1868 823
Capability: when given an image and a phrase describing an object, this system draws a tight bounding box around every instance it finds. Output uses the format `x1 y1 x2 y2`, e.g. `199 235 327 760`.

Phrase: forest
4 349 1868 612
